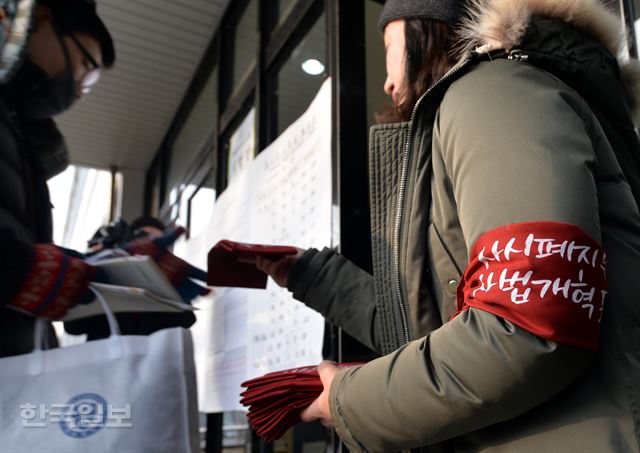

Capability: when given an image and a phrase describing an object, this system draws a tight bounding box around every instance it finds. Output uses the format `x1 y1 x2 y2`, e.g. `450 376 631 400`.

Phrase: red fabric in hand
454 221 607 351
10 244 96 320
207 240 298 289
240 363 362 443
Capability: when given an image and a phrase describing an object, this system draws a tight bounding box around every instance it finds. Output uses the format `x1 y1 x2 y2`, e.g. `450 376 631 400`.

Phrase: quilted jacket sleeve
287 247 381 353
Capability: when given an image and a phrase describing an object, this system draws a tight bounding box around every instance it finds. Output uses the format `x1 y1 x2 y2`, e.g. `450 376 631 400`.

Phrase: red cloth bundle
240 363 360 443
207 240 298 289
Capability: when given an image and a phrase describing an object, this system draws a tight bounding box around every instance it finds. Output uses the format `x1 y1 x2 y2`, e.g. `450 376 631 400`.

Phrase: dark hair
377 19 458 123
39 0 115 68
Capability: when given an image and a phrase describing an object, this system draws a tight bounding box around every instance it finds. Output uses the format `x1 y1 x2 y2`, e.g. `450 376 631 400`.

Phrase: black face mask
8 61 75 119
3 20 75 119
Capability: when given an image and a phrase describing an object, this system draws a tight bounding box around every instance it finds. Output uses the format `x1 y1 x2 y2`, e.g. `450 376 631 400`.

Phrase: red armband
454 221 607 351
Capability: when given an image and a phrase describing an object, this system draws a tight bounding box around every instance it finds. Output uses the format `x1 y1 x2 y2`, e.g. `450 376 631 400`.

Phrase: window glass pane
226 107 256 181
189 172 216 237
169 186 180 224
365 0 386 128
231 0 258 95
189 172 217 238
627 0 640 55
47 165 113 253
150 181 160 217
275 0 297 28
167 66 218 195
275 13 326 136
176 184 197 229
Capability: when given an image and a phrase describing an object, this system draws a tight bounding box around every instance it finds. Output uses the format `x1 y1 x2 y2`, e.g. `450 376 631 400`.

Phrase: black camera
87 218 131 250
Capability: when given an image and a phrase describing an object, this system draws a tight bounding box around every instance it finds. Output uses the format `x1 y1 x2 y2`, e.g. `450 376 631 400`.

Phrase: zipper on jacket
507 49 529 61
393 58 474 346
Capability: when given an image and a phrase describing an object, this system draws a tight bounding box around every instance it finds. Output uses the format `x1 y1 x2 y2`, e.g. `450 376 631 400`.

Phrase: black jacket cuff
287 247 335 301
0 240 35 305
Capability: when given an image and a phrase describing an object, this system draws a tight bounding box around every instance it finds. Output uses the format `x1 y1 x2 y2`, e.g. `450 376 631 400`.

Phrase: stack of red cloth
207 240 298 289
240 363 359 443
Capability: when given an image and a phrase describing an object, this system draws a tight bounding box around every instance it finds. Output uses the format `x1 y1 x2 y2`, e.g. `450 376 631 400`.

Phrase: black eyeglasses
67 32 101 94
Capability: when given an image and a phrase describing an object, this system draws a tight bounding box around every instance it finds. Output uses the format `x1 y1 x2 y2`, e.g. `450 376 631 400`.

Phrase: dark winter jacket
0 99 59 357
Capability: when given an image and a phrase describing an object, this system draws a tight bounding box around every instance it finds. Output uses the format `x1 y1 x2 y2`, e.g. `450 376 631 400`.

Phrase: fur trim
456 0 640 123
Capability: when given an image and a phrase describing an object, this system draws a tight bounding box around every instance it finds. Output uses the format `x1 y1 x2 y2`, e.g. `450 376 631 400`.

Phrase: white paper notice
228 107 256 182
175 79 332 413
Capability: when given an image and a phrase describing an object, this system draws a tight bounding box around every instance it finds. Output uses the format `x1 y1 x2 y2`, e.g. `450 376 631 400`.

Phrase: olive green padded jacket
287 0 640 451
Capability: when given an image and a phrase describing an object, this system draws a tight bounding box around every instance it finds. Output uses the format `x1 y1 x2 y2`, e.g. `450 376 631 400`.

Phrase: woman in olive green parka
258 0 640 451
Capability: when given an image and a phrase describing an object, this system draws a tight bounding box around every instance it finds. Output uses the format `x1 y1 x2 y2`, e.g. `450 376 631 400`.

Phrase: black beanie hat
39 0 115 68
378 0 466 32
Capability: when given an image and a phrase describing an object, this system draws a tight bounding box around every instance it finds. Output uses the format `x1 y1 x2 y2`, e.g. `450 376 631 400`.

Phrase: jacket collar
456 0 640 124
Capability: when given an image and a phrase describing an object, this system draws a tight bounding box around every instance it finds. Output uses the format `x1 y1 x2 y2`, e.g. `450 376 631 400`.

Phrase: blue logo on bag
60 393 107 438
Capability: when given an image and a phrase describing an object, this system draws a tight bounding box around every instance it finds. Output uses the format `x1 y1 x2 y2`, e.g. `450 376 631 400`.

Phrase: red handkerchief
240 363 364 443
207 240 298 289
240 382 323 405
241 365 321 387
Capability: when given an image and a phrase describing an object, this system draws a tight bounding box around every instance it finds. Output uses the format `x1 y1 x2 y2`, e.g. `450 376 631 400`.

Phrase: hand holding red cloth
240 362 362 443
208 240 299 289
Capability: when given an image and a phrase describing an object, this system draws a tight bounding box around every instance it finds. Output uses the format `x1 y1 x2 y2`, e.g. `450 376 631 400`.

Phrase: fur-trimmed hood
456 0 640 123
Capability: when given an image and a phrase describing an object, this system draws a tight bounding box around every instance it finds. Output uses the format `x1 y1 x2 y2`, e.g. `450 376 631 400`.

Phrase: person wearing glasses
0 0 115 357
9 0 113 117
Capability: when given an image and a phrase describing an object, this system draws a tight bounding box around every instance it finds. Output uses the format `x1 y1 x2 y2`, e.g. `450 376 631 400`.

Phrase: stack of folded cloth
240 363 360 443
207 240 298 289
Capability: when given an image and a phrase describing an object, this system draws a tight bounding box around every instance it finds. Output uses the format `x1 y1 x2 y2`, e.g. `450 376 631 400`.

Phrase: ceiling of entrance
56 0 230 171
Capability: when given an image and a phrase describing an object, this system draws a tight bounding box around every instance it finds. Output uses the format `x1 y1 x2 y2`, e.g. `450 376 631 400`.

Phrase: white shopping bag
0 286 200 453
